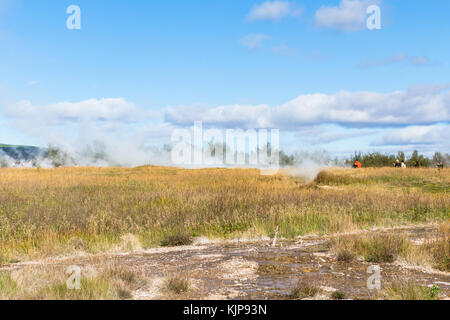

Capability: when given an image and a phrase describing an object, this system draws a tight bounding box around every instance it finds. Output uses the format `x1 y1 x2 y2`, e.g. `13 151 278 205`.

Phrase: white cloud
165 85 450 129
373 124 449 146
315 0 380 31
247 1 302 21
4 98 140 123
165 103 273 128
240 34 271 50
359 54 434 68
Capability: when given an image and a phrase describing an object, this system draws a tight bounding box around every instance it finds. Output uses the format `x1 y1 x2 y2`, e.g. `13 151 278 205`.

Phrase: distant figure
394 160 402 168
437 161 444 170
353 161 362 169
401 161 407 168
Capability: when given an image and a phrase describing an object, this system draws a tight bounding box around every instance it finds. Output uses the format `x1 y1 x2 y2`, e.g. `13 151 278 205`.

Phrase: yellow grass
0 265 144 300
0 167 449 264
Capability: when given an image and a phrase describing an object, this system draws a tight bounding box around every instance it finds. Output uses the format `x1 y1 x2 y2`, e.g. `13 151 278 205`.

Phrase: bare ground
1 224 449 300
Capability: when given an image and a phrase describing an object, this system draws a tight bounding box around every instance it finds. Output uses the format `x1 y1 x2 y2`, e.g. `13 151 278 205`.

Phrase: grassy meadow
0 166 449 265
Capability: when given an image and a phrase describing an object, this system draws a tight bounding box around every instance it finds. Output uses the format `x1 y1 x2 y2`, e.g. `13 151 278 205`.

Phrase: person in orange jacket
353 161 362 168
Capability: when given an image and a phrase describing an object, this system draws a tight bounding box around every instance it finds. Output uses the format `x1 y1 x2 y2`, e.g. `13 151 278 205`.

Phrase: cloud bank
374 125 449 146
165 85 450 129
5 98 140 124
3 85 449 159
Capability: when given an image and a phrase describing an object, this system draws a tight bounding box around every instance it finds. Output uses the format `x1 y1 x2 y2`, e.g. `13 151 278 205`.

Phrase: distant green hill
0 143 38 148
0 144 20 147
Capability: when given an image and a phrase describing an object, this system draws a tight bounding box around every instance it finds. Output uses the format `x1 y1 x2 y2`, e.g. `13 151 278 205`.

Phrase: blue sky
0 0 449 158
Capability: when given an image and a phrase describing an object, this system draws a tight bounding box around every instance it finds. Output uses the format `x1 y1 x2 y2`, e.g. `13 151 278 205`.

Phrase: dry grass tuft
160 233 193 247
421 222 450 271
336 248 356 263
333 223 449 272
289 279 321 300
162 277 190 295
332 234 412 263
0 265 145 300
379 282 441 300
356 235 411 263
0 272 21 299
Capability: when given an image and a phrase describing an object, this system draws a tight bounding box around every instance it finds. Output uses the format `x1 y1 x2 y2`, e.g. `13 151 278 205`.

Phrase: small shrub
290 279 321 300
429 285 441 299
117 287 133 300
331 291 346 300
163 277 190 295
336 249 355 263
160 234 193 247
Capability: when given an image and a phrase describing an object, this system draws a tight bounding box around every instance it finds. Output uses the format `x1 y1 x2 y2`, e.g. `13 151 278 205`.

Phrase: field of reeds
0 166 449 265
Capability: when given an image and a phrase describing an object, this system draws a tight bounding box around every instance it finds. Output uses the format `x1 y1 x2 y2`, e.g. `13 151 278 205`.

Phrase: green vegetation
355 235 410 263
0 167 448 264
331 291 346 300
380 283 441 300
348 151 448 168
315 168 450 194
0 144 21 148
332 221 449 271
332 234 411 263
